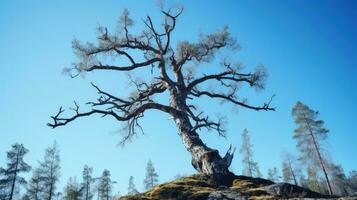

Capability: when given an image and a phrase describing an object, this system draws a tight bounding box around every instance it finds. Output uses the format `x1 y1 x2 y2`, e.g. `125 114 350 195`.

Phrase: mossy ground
118 173 332 200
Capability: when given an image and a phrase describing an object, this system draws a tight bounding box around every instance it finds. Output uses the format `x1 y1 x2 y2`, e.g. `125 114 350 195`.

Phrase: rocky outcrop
118 173 343 200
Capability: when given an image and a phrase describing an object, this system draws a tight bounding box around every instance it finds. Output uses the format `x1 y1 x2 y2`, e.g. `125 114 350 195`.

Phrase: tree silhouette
0 143 31 200
48 7 274 179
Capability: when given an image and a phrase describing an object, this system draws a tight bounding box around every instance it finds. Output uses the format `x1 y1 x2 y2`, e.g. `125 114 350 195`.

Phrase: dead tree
48 8 274 180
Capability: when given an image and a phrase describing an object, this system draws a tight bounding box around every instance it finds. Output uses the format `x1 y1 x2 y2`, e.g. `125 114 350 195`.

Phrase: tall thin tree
127 176 138 195
267 167 280 183
98 170 112 200
239 129 261 177
81 165 93 200
38 142 61 200
48 6 275 180
292 101 333 194
26 169 42 200
143 160 159 190
281 153 299 185
0 143 31 200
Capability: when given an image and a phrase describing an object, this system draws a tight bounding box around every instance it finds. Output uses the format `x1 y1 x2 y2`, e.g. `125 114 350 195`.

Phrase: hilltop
118 173 350 200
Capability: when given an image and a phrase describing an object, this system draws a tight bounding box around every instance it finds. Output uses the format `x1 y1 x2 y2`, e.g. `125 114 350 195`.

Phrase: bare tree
48 7 274 180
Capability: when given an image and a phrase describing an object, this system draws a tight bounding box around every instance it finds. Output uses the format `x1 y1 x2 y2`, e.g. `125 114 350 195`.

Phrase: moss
119 175 215 200
118 174 326 200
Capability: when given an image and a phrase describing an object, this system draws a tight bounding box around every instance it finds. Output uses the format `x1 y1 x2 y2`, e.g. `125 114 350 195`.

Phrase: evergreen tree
239 129 261 177
307 166 321 193
81 165 93 200
143 160 159 190
98 170 112 200
281 153 298 185
0 143 31 200
267 167 280 183
329 164 349 196
38 142 61 200
26 169 42 200
292 101 333 194
63 177 81 200
299 174 309 189
127 176 138 195
348 170 357 193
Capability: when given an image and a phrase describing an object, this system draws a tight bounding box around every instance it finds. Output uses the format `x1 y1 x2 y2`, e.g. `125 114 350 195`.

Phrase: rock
264 182 330 198
118 174 338 200
207 189 246 200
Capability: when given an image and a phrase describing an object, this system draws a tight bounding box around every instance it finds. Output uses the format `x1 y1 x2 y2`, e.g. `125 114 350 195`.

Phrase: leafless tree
48 7 274 180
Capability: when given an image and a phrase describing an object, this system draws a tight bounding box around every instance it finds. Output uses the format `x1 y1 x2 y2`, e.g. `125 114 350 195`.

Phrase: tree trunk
310 132 333 195
169 88 234 181
288 160 298 186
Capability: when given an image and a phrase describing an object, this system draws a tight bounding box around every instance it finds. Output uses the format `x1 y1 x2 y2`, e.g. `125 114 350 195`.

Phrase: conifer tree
267 167 280 183
38 142 61 200
329 164 349 196
239 129 261 177
127 176 138 195
281 153 298 185
98 170 112 200
307 166 321 193
292 101 333 194
26 169 42 200
63 177 81 200
0 143 31 200
81 165 93 200
143 160 159 190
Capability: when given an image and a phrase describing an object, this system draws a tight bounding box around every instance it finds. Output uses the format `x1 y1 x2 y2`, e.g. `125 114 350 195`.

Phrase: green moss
119 175 215 200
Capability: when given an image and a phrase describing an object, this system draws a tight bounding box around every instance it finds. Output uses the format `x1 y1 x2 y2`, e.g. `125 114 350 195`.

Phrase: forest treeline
1 101 356 200
0 143 159 200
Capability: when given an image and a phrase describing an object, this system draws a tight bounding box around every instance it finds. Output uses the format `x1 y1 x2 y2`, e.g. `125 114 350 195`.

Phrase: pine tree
329 164 349 196
98 170 112 200
307 166 321 193
26 169 42 200
143 160 159 190
38 142 61 200
348 170 357 193
281 153 298 185
63 177 81 200
127 176 138 195
299 174 309 189
292 101 333 194
267 167 280 183
81 165 93 200
0 143 31 200
239 129 261 177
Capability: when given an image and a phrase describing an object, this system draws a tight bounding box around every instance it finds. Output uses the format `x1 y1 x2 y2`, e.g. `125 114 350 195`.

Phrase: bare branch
190 89 275 111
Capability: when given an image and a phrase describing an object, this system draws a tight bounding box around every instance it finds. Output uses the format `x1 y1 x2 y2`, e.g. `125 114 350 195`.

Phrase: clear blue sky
1 0 356 196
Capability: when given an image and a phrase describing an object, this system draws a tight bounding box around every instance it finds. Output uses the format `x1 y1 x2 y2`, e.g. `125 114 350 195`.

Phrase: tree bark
169 87 234 180
310 132 333 195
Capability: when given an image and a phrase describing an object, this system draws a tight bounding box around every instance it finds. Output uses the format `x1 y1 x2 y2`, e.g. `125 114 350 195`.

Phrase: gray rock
207 189 247 200
264 182 329 198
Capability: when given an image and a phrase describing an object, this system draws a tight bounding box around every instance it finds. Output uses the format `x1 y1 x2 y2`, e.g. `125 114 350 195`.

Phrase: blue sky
1 0 356 196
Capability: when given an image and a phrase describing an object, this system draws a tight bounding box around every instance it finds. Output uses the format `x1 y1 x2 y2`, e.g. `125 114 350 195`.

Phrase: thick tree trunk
169 88 234 180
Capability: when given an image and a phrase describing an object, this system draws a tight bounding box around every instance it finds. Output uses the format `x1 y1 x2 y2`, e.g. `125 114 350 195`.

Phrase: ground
118 173 351 200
